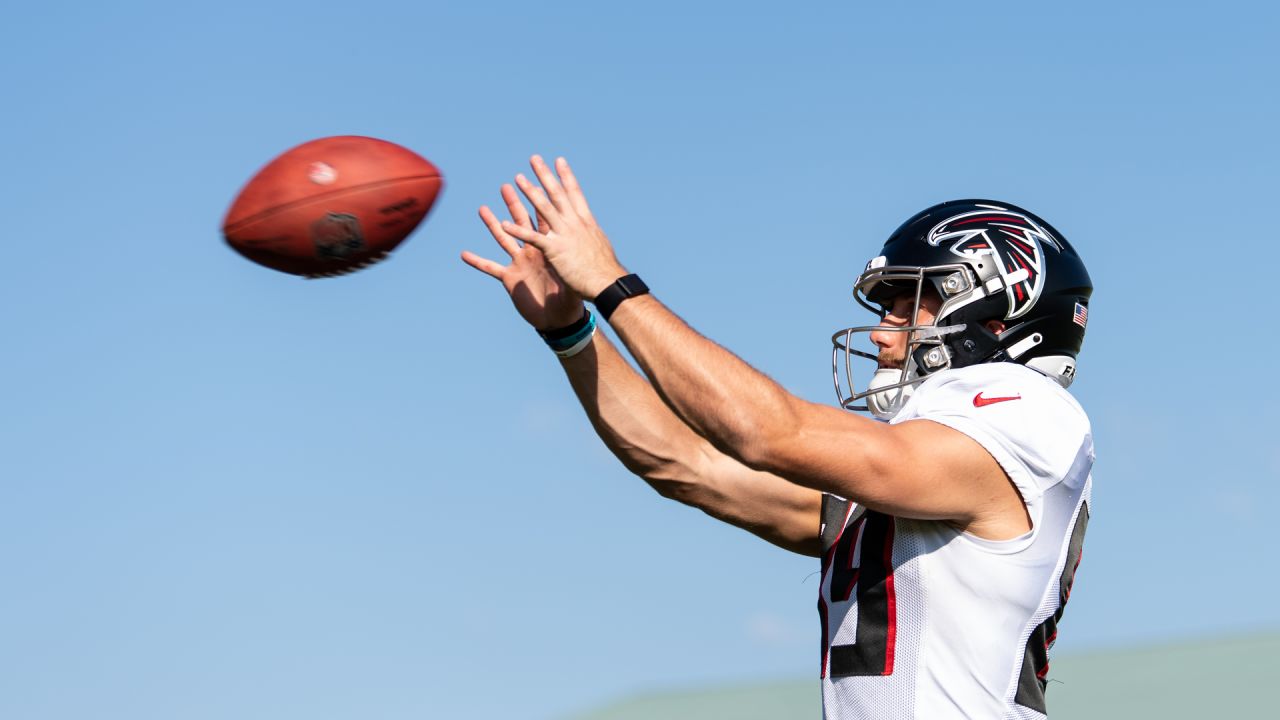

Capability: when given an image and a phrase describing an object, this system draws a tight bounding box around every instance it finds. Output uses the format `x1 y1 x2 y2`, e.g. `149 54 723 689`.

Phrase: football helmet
832 199 1092 418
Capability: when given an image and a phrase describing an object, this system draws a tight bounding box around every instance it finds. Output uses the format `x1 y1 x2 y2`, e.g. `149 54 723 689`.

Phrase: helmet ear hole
940 299 1008 367
948 322 1004 367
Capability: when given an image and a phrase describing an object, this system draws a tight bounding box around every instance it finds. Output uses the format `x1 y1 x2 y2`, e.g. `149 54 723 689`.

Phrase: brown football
222 136 443 278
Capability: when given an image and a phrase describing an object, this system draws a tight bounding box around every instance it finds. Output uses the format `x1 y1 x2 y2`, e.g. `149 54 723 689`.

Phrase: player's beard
877 346 906 370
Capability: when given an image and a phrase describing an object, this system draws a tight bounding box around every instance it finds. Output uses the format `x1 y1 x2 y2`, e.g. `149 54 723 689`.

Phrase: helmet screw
942 273 966 294
963 339 976 352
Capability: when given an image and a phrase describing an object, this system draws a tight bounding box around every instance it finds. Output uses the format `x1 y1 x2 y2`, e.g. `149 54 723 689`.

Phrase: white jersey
818 363 1093 719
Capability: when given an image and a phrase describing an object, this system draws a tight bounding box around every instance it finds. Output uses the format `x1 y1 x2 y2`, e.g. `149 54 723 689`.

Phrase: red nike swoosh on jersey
973 392 1022 407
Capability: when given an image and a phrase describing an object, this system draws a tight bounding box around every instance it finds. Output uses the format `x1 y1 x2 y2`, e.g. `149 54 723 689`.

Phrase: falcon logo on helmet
926 208 1063 321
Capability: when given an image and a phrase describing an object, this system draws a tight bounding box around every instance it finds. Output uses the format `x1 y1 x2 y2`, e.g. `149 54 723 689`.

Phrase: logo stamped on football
311 213 365 259
307 161 338 185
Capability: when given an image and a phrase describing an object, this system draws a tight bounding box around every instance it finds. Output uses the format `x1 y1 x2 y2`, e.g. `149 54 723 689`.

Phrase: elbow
649 476 701 504
645 467 716 509
634 454 706 506
640 444 725 509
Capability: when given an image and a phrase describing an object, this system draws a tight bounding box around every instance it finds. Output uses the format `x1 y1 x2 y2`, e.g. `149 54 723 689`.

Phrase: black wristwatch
593 274 649 321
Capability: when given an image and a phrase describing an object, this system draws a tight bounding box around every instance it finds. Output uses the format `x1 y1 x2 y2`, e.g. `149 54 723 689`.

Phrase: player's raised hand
502 156 628 299
462 182 584 331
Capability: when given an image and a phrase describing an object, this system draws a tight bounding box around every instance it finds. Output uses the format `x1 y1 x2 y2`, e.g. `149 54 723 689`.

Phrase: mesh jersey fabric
818 363 1094 719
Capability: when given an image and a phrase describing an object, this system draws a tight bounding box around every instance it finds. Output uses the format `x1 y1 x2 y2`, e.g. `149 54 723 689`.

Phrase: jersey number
819 509 897 678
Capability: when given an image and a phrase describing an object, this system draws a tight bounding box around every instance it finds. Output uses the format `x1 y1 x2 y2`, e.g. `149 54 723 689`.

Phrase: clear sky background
2 1 1277 718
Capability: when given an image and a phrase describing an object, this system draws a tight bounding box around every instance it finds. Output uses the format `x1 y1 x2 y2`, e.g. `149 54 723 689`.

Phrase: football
222 136 443 278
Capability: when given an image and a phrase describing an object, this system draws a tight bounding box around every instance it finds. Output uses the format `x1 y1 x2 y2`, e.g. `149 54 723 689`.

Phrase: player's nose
869 321 898 350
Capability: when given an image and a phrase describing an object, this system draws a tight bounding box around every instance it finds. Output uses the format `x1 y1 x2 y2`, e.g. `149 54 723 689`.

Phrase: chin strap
866 367 913 420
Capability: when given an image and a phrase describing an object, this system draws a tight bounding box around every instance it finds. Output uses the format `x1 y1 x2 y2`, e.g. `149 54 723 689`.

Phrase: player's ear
984 319 1006 336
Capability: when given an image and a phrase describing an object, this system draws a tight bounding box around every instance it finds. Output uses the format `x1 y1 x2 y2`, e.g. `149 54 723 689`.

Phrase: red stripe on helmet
953 215 1027 226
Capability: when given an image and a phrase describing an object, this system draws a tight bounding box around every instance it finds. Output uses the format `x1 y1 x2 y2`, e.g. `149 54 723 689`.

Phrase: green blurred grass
568 632 1278 719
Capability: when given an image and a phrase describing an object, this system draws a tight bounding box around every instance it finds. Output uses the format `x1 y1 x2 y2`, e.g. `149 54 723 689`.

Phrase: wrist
538 309 598 358
585 264 629 299
593 273 650 321
536 301 587 333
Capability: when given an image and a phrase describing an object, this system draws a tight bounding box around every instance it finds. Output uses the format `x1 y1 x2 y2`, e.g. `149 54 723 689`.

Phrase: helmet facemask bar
831 264 970 415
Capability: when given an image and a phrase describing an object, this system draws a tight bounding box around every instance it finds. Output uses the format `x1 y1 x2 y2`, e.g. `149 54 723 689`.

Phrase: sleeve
893 367 1089 503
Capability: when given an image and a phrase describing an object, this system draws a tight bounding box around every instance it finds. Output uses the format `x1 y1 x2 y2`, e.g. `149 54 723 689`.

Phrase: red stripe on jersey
882 520 897 675
819 595 830 678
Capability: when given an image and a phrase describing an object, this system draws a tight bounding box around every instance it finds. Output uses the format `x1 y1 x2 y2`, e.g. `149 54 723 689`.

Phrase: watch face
620 274 648 295
594 275 648 320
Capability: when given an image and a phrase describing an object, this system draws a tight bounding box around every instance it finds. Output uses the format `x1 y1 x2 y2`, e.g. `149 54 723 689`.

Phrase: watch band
593 274 649 321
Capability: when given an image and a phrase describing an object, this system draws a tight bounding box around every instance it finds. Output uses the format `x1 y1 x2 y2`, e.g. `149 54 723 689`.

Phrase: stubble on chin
877 350 906 370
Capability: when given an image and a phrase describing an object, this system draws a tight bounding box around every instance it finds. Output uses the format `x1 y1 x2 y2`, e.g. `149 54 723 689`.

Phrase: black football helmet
832 199 1092 418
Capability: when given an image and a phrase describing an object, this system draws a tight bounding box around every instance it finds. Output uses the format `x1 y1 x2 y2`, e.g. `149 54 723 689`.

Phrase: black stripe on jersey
1015 501 1090 713
820 493 851 555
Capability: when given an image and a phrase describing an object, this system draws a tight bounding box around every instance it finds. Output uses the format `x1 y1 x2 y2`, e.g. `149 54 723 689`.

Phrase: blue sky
2 1 1277 718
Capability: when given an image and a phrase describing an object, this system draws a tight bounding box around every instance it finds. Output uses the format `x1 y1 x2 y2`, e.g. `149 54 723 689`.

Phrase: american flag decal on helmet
1073 302 1088 329
926 206 1064 320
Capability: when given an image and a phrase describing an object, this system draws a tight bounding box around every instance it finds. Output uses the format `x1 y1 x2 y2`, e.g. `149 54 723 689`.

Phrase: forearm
605 294 801 468
559 330 821 555
560 330 706 489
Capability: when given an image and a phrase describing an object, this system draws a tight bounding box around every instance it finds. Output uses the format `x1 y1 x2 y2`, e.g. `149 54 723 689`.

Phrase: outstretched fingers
460 250 507 280
478 205 521 257
529 155 573 215
554 157 596 222
500 184 534 230
514 172 562 230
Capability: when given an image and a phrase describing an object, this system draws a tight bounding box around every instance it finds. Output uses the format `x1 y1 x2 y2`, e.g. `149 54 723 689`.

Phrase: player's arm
605 295 1013 528
462 183 822 556
505 157 1021 536
558 329 822 556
